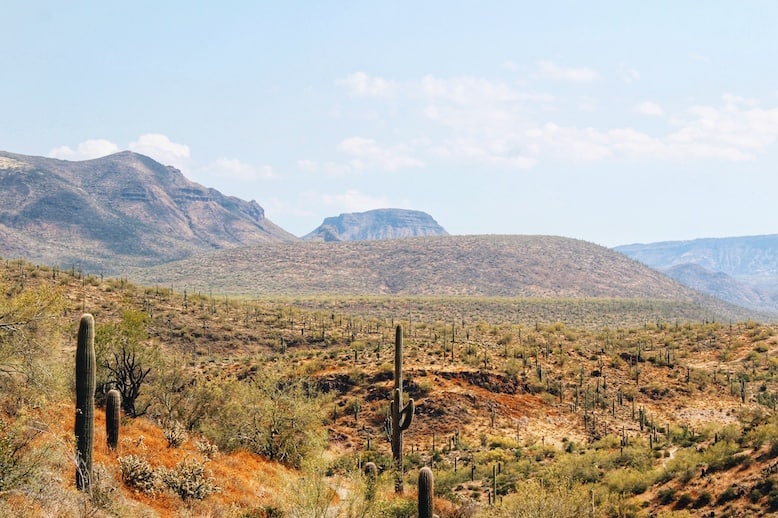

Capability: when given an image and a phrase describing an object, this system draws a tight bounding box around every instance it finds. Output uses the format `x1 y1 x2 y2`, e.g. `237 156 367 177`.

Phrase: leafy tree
205 368 330 469
147 354 227 431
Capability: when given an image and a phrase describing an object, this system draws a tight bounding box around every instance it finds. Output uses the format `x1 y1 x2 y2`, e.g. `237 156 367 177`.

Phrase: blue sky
3 1 778 246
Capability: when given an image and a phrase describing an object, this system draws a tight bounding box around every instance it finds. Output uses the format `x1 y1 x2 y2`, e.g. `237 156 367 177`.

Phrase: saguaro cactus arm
398 392 414 430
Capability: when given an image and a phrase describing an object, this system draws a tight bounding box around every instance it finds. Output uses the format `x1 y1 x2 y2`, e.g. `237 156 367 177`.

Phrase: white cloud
420 75 531 104
337 72 398 97
48 139 119 160
129 134 191 171
501 60 519 72
523 101 778 163
209 158 277 181
337 136 424 171
429 137 537 169
297 159 319 172
329 71 778 174
319 189 395 213
689 53 710 64
635 101 664 116
722 93 758 107
536 60 598 82
666 103 778 160
578 96 598 112
620 66 640 84
338 72 553 107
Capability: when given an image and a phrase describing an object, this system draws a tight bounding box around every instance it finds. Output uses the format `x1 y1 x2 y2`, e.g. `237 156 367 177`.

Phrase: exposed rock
303 208 448 242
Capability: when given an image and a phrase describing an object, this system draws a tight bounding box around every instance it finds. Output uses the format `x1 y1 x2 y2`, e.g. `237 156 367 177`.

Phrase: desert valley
0 151 777 517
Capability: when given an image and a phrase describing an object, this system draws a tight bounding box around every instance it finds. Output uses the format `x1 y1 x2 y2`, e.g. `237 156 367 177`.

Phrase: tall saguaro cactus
386 324 414 493
418 466 435 518
75 313 96 491
106 388 121 450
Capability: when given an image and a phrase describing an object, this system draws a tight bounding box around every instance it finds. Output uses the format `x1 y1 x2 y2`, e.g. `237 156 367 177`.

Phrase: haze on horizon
3 2 778 247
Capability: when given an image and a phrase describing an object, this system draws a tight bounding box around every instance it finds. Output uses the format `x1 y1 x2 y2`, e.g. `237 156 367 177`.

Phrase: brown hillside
131 234 763 322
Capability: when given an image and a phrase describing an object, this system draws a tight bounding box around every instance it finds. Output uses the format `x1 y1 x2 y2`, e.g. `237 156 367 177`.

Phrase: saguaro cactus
385 324 414 493
75 313 96 491
106 388 121 450
418 466 434 518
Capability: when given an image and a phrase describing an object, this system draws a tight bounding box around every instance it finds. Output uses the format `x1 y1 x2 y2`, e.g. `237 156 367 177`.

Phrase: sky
3 1 778 247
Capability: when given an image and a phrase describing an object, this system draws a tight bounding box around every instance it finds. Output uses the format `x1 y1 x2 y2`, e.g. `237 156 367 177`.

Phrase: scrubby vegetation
0 258 777 516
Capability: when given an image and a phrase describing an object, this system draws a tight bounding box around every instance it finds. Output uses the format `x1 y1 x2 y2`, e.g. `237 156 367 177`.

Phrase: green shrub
675 492 693 509
768 441 778 459
769 489 778 512
603 467 654 495
204 370 330 469
717 485 740 505
693 491 712 508
0 418 43 494
658 487 676 505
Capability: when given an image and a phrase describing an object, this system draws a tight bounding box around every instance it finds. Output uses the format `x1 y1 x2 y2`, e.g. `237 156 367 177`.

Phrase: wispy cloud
129 134 191 171
535 60 598 82
420 75 531 103
635 101 664 116
297 136 424 176
620 65 640 84
337 72 398 97
722 93 758 107
208 158 277 181
336 136 424 172
331 71 778 174
319 189 395 212
49 139 119 160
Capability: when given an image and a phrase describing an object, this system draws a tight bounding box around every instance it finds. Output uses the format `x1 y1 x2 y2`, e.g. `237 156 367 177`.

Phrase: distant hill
615 235 778 313
132 234 764 322
663 263 776 313
303 208 448 241
0 151 296 272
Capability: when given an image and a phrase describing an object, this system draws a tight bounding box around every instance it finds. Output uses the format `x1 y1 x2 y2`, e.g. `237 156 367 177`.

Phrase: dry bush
163 420 188 448
158 458 220 501
118 455 162 495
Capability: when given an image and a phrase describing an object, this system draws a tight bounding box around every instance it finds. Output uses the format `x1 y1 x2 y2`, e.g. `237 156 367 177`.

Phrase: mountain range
615 236 778 313
1 150 777 320
0 151 295 272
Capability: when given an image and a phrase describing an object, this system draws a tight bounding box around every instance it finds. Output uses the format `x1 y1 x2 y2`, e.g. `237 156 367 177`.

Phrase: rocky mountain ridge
0 150 296 273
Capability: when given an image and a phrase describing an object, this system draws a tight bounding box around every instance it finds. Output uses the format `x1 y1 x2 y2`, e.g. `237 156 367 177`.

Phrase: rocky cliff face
303 208 448 242
0 151 296 272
